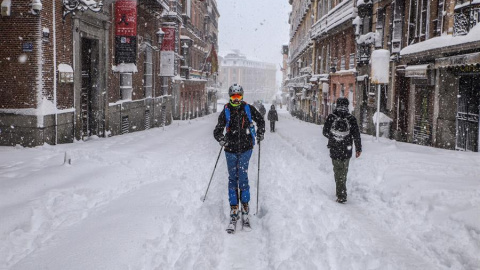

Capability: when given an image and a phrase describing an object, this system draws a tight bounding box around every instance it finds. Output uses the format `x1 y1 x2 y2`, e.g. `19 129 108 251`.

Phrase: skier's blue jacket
213 101 265 153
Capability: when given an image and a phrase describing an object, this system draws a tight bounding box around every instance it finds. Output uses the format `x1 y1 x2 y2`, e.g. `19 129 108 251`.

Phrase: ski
242 215 252 232
226 218 237 234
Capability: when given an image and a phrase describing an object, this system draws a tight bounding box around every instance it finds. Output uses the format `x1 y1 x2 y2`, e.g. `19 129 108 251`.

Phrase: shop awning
435 52 480 68
405 64 431 78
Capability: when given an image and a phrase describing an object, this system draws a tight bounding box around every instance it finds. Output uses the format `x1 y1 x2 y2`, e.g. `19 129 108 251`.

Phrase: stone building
219 50 276 104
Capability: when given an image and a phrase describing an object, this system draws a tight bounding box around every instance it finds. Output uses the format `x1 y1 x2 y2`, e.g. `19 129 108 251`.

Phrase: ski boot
241 203 252 232
226 205 239 234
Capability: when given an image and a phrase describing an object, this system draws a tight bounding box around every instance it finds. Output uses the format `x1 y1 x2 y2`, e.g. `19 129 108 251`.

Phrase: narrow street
1 108 478 269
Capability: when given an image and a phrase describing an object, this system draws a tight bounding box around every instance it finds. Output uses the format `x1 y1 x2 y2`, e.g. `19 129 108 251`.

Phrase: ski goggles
230 94 243 101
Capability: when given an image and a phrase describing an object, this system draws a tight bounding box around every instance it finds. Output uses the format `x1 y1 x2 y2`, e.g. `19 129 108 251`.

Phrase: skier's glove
256 134 264 142
219 139 226 147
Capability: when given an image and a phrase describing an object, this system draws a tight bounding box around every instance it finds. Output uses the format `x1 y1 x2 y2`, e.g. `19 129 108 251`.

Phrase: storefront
405 64 435 146
435 52 480 152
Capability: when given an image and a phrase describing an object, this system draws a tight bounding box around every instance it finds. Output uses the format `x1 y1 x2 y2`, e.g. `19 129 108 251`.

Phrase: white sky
1 107 479 269
217 0 291 80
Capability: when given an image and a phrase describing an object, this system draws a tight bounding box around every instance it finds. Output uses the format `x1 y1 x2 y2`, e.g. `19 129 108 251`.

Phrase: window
120 73 133 100
419 0 429 39
340 84 345 97
144 41 153 98
433 0 445 37
391 0 404 52
375 8 385 48
408 0 418 44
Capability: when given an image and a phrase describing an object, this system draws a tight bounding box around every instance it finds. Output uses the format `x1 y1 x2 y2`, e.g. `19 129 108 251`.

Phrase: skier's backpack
330 114 351 142
224 104 257 145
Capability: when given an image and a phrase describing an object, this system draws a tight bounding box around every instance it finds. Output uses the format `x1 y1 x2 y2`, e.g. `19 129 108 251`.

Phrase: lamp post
156 28 165 46
182 42 189 79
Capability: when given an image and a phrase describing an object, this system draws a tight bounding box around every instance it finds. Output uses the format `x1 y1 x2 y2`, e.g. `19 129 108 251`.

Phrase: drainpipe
36 9 43 131
53 0 58 144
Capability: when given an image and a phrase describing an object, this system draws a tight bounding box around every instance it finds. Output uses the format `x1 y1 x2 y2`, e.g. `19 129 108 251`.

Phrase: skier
322 97 362 203
267 104 279 132
213 84 265 233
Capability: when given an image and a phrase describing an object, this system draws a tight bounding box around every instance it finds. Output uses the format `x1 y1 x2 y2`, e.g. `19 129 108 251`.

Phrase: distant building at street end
219 50 277 104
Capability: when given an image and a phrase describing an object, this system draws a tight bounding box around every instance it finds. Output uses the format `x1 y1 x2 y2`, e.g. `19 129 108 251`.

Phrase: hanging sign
160 51 175 77
161 27 176 51
115 0 137 36
115 0 137 64
160 27 176 77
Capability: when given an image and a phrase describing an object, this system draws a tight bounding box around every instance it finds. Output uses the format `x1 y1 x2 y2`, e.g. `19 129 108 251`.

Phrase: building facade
287 0 480 152
0 0 219 147
219 50 276 104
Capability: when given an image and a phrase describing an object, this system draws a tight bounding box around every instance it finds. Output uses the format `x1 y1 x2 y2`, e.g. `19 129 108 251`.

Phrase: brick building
0 0 219 147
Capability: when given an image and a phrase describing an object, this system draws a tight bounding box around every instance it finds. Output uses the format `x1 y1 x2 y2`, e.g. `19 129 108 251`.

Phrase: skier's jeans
225 149 253 206
332 158 350 198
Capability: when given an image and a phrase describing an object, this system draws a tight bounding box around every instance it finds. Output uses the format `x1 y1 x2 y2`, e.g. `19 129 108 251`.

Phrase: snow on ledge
112 63 138 73
401 24 480 56
58 63 73 73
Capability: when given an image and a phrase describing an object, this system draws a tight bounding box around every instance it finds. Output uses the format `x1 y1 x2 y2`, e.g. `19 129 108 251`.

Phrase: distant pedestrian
322 97 362 203
267 105 278 132
258 102 266 117
214 84 265 233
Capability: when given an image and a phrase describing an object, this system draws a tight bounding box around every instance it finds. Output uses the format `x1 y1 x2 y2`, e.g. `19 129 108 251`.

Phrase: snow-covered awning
405 64 431 78
435 52 480 69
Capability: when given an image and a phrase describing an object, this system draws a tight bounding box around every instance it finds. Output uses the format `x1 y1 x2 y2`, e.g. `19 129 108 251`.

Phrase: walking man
322 97 362 203
267 105 279 132
214 84 265 232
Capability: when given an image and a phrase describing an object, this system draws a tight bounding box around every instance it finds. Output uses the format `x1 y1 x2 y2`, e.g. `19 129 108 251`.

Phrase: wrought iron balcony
356 44 370 66
453 5 480 36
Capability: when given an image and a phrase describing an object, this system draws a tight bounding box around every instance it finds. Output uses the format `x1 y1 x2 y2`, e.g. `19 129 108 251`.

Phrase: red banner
161 27 176 51
115 0 137 36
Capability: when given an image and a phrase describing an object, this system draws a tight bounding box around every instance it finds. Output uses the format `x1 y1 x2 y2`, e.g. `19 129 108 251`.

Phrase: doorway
456 75 480 152
413 86 434 146
81 38 99 139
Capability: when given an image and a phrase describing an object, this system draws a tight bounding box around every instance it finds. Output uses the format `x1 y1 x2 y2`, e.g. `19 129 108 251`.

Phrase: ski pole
202 146 224 202
256 141 261 215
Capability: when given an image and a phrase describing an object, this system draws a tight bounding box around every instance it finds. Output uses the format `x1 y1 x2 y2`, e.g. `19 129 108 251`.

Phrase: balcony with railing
311 0 354 40
289 0 313 41
453 4 480 36
290 30 312 62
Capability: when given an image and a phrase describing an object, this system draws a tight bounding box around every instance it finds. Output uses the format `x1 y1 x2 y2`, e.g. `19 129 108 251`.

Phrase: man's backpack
330 115 351 142
224 104 257 145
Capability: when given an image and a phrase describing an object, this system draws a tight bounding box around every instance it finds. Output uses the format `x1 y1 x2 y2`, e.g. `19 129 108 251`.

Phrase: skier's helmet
228 84 244 96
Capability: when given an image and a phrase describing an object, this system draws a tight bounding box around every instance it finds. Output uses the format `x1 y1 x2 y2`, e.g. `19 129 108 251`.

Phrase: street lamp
156 28 165 46
182 43 190 79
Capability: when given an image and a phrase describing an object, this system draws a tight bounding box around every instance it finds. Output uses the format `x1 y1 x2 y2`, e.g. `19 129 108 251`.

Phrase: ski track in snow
1 110 479 269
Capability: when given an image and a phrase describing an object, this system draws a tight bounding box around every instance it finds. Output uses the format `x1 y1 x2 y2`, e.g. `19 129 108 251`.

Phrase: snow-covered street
1 107 479 270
